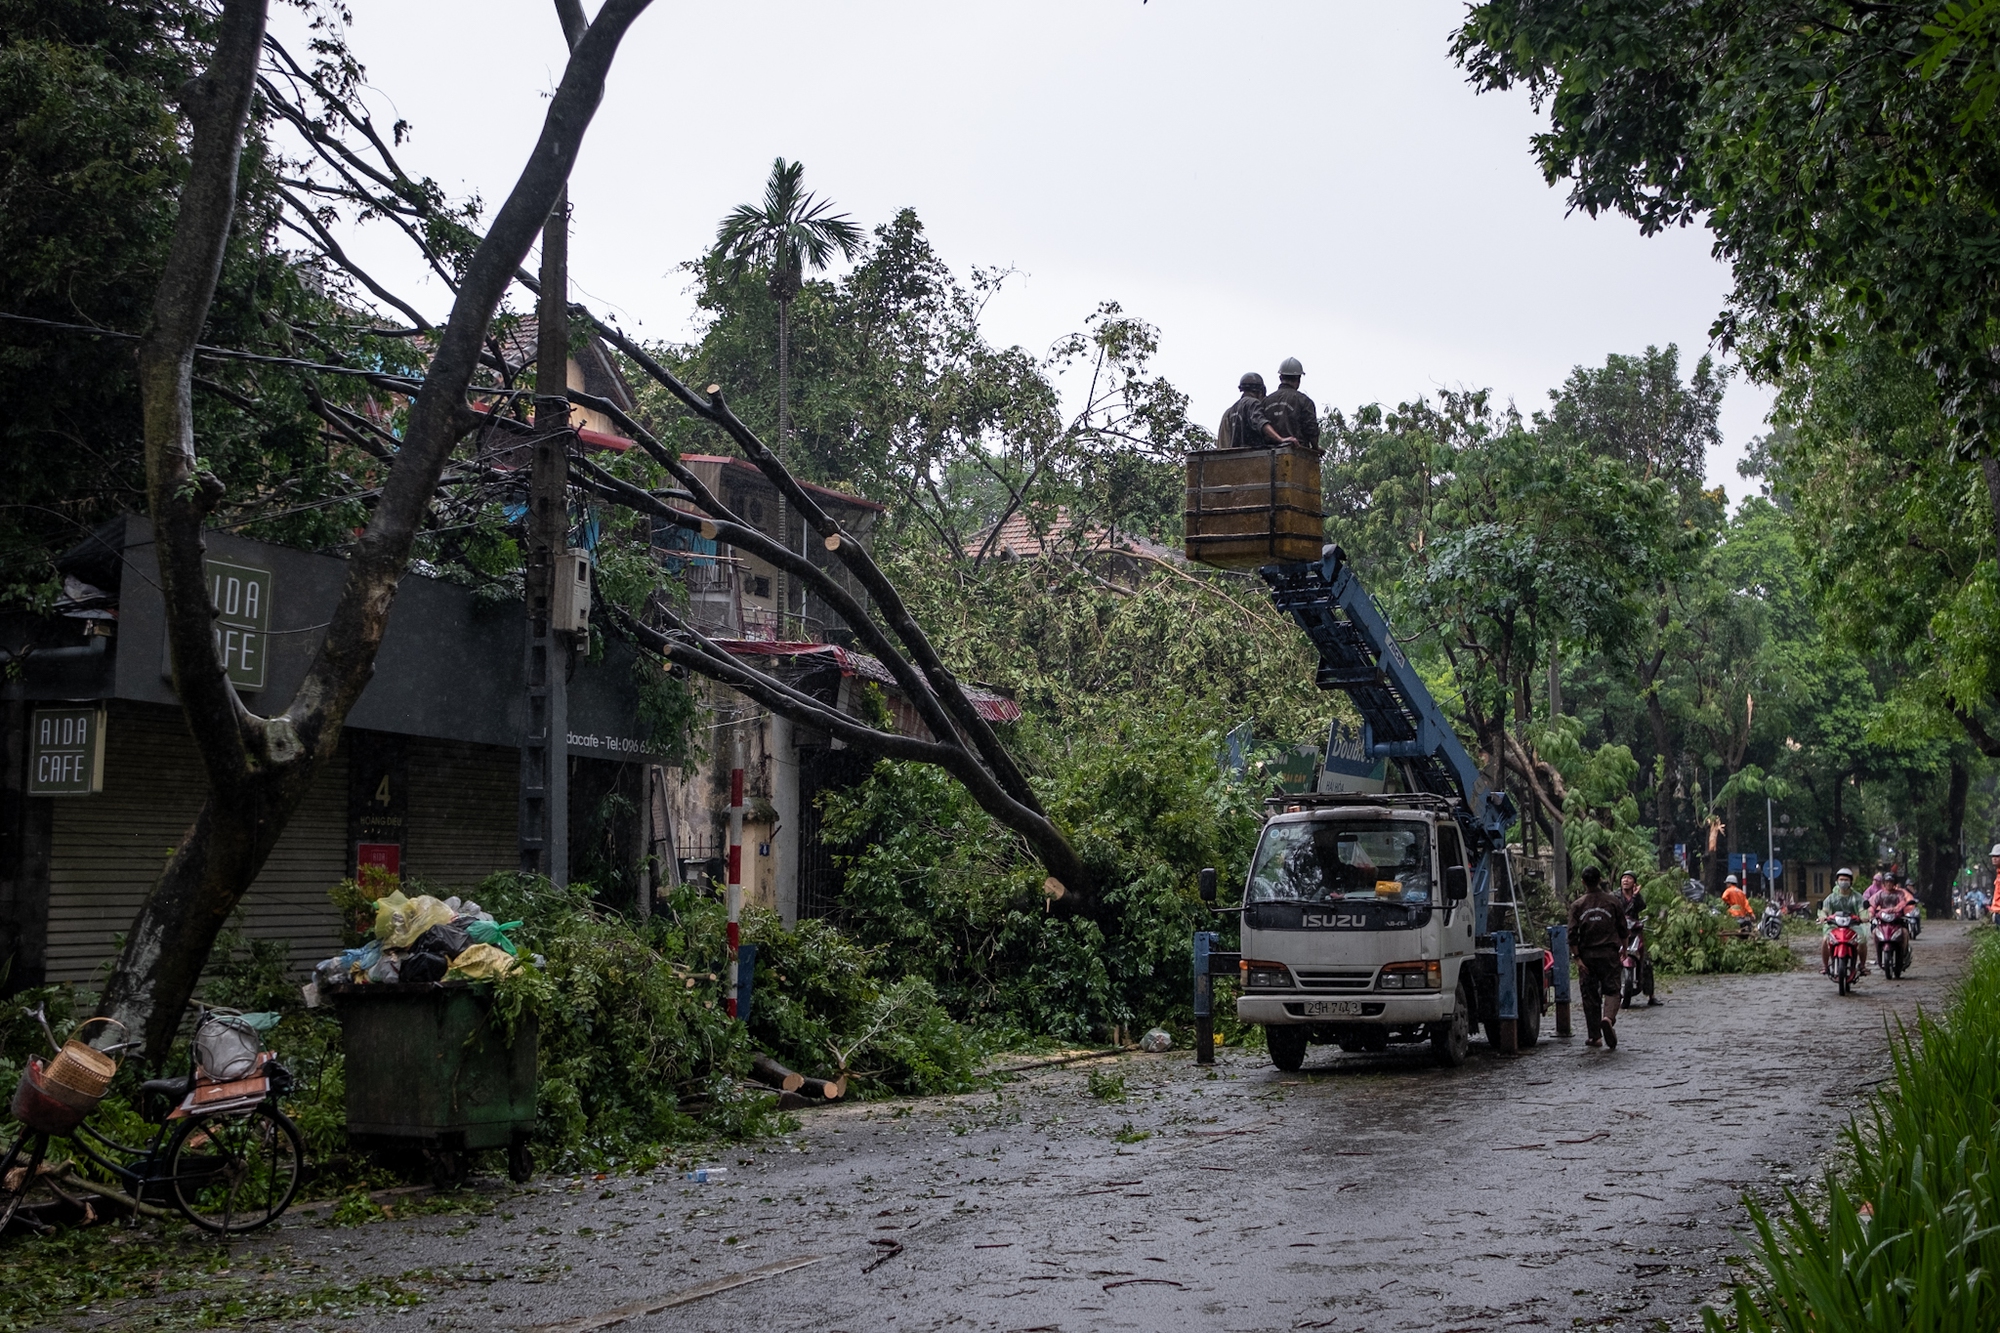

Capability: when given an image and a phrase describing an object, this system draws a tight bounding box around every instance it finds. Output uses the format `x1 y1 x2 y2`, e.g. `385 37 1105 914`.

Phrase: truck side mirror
1199 867 1217 906
1445 866 1469 903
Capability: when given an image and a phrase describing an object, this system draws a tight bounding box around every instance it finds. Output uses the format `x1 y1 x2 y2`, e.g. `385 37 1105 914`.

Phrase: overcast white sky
276 0 1774 494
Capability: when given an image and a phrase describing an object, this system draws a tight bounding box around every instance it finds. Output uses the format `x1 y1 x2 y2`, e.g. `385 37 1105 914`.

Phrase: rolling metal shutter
403 737 519 890
44 702 346 985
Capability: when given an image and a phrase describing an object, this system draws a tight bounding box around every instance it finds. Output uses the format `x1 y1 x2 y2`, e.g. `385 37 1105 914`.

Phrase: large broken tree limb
612 606 1096 907
569 313 1048 822
101 0 656 1067
565 403 1003 760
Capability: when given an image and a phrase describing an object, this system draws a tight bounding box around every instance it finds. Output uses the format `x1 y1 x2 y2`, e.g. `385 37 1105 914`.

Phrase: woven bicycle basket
42 1016 124 1099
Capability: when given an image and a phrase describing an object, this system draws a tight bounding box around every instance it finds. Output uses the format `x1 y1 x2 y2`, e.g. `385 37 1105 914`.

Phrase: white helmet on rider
1835 868 1855 881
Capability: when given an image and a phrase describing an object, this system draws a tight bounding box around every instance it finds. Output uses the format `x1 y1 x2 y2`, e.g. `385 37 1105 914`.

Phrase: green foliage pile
471 874 978 1166
821 703 1267 1043
1707 932 2000 1332
1642 888 1791 977
743 910 981 1095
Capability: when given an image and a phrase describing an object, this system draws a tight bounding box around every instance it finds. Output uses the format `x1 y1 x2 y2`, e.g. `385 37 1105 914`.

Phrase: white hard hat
1990 843 2000 857
1836 867 1854 879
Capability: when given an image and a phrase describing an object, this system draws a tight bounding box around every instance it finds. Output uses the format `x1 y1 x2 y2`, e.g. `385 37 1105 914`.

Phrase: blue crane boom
1261 544 1516 858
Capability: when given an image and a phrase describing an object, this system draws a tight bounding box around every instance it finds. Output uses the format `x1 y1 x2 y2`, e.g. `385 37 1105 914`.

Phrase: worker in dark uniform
1216 372 1298 449
1567 866 1630 1050
1263 356 1320 452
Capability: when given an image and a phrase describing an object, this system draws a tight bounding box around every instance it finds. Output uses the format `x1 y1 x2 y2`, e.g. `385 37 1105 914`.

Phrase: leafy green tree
714 157 863 459
1452 2 2000 562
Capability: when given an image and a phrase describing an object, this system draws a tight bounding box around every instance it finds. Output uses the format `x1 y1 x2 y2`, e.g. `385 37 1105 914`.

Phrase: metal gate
796 746 874 921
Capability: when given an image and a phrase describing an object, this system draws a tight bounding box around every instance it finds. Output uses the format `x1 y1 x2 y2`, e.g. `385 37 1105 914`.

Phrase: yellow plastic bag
446 943 518 980
375 893 456 950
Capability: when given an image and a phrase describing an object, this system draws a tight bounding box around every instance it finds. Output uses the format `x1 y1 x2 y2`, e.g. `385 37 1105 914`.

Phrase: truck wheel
1431 986 1470 1068
1517 971 1543 1048
1267 1025 1308 1072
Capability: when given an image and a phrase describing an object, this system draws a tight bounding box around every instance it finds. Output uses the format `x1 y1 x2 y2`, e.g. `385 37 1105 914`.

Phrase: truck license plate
1300 1000 1363 1017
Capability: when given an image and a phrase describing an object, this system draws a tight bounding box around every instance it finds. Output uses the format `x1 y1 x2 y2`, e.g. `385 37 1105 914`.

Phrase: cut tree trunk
750 1054 804 1093
798 1075 846 1101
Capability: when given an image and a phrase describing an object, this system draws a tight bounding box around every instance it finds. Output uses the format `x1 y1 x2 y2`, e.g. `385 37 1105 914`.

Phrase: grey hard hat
1278 356 1304 378
1238 371 1266 393
1725 874 1739 885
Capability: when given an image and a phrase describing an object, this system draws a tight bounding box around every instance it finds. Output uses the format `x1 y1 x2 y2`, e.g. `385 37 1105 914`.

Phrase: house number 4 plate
1300 1000 1363 1017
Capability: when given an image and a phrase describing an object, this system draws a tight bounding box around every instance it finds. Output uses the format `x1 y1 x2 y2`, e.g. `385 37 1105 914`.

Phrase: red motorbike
1869 906 1914 981
1825 911 1863 995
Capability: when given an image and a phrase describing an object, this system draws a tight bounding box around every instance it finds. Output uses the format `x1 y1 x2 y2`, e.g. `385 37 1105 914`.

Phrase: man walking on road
1263 357 1320 452
1568 866 1629 1049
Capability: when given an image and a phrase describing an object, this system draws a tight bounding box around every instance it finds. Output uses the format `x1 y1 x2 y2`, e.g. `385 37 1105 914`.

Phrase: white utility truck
1195 545 1548 1069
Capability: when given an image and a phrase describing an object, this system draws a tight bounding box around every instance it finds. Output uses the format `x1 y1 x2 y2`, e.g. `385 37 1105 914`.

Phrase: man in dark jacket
1263 357 1320 452
1567 866 1629 1049
1215 372 1299 449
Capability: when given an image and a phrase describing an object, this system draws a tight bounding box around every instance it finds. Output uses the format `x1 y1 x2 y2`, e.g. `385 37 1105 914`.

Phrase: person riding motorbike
1990 844 2000 926
1872 876 1918 971
1821 868 1867 979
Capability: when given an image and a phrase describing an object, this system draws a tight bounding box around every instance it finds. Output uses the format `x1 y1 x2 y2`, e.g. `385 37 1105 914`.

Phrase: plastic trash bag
1140 1027 1173 1053
446 943 518 980
317 940 382 986
465 919 523 956
377 894 456 950
400 950 450 985
364 950 402 984
412 920 470 958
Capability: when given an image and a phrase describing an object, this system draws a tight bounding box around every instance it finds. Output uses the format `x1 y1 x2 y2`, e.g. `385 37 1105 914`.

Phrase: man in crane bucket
1263 357 1320 452
1215 372 1302 450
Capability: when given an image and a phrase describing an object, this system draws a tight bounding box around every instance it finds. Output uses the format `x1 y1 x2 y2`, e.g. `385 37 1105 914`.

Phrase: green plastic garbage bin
327 982 537 1186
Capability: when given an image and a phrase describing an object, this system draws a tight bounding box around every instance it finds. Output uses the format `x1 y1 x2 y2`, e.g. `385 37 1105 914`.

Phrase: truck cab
1232 793 1543 1070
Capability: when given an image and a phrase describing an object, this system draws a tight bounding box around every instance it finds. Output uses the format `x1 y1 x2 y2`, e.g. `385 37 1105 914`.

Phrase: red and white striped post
725 730 745 1017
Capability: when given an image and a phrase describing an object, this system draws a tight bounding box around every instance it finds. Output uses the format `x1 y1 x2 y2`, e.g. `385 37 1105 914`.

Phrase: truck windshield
1247 820 1434 906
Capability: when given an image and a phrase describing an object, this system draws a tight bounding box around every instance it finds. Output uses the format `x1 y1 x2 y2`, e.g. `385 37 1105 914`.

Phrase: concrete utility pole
518 190 572 885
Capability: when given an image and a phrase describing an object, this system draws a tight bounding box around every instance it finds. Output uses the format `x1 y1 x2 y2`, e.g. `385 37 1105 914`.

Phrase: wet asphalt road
102 922 1977 1333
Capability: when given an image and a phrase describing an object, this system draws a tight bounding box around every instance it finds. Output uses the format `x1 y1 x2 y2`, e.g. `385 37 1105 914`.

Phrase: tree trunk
1922 758 1969 919
776 294 791 453
99 0 655 1065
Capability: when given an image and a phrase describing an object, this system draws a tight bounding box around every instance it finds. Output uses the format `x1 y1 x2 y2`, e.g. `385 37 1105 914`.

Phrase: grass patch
1705 930 2000 1331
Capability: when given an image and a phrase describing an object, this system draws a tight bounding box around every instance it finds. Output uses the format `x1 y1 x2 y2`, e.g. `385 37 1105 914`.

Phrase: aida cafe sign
28 706 105 795
162 559 272 691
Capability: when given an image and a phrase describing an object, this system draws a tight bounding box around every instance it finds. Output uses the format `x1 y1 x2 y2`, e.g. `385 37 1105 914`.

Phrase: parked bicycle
2 1004 303 1236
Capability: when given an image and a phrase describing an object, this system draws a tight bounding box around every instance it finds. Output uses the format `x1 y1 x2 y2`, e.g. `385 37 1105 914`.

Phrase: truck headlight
1240 960 1293 989
1377 960 1441 991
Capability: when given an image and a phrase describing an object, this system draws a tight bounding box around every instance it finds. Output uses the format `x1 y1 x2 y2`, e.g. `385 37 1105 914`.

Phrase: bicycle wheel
165 1103 302 1233
0 1129 52 1235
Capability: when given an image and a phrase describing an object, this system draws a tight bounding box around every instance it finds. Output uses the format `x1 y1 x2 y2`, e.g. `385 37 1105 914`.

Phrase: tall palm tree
715 157 863 454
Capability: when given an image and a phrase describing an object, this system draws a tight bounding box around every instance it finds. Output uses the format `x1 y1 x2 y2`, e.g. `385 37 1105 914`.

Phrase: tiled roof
972 507 1179 563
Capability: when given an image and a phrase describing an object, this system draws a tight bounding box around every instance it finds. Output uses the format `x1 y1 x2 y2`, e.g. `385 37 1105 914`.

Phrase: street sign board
1767 858 1784 879
28 706 105 795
